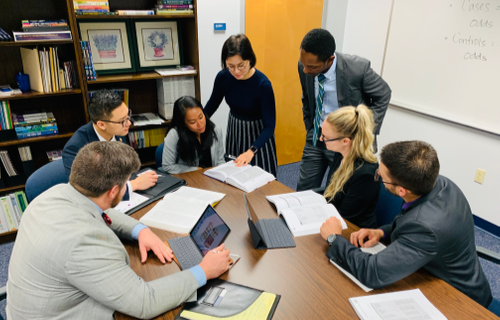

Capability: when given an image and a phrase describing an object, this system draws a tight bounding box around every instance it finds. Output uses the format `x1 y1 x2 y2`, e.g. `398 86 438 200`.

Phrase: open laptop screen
190 205 230 255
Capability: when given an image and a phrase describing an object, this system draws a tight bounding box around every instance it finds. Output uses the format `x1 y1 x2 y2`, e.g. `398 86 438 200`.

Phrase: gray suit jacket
7 184 199 320
327 175 492 307
162 127 225 174
298 52 391 135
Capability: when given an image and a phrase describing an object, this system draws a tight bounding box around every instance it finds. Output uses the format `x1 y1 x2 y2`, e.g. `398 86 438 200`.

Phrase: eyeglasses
374 168 399 187
99 109 131 127
320 133 346 143
227 61 249 72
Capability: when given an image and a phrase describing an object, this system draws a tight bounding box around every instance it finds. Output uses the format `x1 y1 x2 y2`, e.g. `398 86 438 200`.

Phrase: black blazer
327 156 380 229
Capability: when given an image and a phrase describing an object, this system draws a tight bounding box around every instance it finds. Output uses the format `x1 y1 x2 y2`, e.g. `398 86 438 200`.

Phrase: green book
14 191 28 212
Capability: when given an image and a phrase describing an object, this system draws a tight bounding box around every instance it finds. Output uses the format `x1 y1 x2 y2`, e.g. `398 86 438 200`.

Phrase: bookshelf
0 0 201 242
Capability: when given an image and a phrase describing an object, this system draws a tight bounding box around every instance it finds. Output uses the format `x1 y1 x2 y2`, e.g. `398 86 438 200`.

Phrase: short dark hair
380 141 440 196
170 96 217 166
221 34 256 70
88 89 124 123
300 29 336 62
70 141 140 198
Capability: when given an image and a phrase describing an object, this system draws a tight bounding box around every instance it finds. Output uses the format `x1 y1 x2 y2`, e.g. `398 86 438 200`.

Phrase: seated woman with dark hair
321 104 380 229
162 96 225 174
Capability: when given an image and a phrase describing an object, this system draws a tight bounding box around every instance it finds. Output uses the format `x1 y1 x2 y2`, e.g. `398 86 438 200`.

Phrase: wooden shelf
75 14 195 19
88 71 197 84
140 160 156 167
0 132 74 147
0 89 82 102
0 229 17 244
0 184 25 193
0 40 74 47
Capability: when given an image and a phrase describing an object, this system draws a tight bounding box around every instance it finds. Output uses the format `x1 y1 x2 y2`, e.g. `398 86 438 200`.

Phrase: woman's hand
234 150 255 167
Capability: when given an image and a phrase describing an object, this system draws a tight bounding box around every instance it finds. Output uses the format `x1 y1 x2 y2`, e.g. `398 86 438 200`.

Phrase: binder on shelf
0 150 25 187
19 146 35 178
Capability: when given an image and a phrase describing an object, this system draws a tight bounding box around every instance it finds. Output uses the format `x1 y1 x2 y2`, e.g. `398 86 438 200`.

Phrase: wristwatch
250 146 258 154
326 234 337 246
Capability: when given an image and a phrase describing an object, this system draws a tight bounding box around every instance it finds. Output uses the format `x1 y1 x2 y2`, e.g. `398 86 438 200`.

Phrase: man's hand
131 171 158 191
320 217 343 241
198 244 231 280
350 229 384 248
234 150 254 167
138 228 173 263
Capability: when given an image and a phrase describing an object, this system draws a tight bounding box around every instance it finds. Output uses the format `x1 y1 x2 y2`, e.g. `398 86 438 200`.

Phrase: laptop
243 194 295 249
167 204 231 270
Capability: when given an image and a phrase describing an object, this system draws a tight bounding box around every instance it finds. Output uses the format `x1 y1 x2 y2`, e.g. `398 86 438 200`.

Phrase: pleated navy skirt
226 112 277 176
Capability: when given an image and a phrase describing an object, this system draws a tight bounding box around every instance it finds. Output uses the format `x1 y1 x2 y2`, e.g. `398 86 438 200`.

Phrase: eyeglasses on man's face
320 133 345 143
100 109 132 127
374 168 399 187
227 61 249 72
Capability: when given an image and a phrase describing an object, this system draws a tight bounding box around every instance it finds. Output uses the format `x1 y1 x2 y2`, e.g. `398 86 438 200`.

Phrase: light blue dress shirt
87 198 207 287
314 56 339 126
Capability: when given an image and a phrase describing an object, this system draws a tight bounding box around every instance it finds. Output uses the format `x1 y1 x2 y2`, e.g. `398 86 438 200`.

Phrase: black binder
124 168 187 215
175 279 280 320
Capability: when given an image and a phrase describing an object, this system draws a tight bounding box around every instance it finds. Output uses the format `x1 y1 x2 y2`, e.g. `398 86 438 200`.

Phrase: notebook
167 205 231 270
243 194 295 250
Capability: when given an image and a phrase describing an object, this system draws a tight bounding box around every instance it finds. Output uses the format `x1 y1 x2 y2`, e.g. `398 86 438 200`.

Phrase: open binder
175 279 280 320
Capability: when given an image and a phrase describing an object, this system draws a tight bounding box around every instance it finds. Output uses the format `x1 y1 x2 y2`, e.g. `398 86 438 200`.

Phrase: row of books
128 128 166 150
12 111 59 139
74 0 194 15
0 101 13 130
20 47 77 93
89 89 129 107
73 1 110 14
80 41 97 81
14 20 72 42
46 149 63 161
0 191 28 234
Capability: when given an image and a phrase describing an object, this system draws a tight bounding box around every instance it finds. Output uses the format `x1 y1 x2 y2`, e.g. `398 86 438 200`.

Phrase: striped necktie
313 74 326 147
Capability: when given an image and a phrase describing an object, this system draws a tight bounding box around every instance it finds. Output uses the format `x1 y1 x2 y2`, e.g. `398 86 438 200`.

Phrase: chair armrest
477 246 500 265
0 286 6 301
311 187 325 195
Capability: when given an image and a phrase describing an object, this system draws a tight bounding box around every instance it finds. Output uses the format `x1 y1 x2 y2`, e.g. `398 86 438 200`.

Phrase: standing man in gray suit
320 141 492 308
297 28 391 191
7 141 231 320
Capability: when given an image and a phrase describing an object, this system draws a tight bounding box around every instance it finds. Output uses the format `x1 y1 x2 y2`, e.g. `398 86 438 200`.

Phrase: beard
384 184 400 197
111 188 124 208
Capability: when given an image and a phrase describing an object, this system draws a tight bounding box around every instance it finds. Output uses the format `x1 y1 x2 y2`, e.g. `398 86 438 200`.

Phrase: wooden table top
116 170 496 320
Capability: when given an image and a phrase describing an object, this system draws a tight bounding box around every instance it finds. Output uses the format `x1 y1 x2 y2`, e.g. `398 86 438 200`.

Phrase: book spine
1 198 17 230
86 42 97 81
80 41 89 81
5 101 13 129
14 191 27 212
155 4 192 8
0 101 6 130
156 8 193 11
75 9 109 12
75 12 116 15
13 32 72 42
16 129 58 139
73 1 109 4
9 194 22 225
22 20 68 26
116 10 155 15
15 124 58 132
22 26 70 32
73 5 109 9
157 0 193 4
156 10 193 14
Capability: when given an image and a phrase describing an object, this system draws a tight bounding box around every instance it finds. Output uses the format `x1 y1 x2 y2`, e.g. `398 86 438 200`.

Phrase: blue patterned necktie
313 74 326 147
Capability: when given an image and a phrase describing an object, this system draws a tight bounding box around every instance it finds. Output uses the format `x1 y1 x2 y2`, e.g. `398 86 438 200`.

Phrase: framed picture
78 20 136 74
133 21 181 70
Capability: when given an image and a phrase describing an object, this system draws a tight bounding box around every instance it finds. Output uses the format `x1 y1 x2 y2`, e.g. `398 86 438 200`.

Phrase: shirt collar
319 54 337 81
86 196 104 215
402 197 420 210
93 123 116 142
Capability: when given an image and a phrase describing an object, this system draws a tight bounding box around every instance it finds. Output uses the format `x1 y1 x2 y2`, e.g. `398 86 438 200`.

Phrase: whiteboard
381 0 500 135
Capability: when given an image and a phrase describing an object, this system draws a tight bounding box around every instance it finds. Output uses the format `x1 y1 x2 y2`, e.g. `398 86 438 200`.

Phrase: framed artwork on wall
78 20 136 75
133 21 182 70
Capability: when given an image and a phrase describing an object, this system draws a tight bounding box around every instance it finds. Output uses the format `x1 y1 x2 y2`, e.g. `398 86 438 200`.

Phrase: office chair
476 246 500 316
155 142 165 172
25 159 69 202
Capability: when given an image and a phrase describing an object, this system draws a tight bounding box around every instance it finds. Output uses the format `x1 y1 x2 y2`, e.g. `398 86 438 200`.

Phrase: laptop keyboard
168 236 203 270
257 218 296 248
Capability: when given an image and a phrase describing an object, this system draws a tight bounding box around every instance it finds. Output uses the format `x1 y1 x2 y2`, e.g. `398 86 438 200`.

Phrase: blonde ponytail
324 105 377 201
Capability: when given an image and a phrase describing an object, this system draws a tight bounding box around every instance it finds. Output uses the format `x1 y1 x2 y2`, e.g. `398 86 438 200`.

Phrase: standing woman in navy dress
204 34 277 176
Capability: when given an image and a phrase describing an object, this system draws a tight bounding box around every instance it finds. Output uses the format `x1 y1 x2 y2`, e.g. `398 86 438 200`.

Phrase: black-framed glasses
320 133 345 143
99 109 131 127
374 168 399 187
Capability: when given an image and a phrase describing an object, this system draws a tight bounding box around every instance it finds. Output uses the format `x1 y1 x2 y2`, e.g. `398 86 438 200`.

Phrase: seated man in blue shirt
7 141 231 319
63 89 158 200
320 140 492 308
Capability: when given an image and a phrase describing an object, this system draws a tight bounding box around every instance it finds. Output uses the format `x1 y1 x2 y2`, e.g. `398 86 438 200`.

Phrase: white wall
197 0 244 133
323 0 500 227
322 0 349 53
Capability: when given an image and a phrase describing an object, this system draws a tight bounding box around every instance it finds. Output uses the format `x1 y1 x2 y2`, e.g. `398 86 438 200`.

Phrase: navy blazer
327 175 492 307
328 156 379 229
62 122 129 198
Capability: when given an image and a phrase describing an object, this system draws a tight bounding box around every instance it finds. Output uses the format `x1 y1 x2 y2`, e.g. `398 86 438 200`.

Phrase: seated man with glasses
63 89 158 200
320 140 492 308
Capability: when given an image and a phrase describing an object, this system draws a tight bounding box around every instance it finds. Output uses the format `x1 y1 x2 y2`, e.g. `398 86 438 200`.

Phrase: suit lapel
86 122 99 142
335 53 348 107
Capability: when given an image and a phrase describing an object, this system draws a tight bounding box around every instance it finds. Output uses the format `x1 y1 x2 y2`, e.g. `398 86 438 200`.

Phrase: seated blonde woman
162 96 225 174
320 105 380 228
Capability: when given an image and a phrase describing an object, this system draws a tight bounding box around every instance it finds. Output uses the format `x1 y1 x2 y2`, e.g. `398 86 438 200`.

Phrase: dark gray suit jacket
327 175 492 307
298 52 391 135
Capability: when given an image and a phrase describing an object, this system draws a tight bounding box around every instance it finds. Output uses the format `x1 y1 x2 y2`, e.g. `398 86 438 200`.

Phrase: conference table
116 170 496 320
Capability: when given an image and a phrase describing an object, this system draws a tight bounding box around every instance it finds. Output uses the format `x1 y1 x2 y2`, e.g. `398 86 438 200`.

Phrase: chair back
25 160 69 202
155 142 164 170
374 186 403 227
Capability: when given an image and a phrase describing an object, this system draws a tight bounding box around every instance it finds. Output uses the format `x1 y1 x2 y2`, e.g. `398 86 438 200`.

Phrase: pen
227 154 237 161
